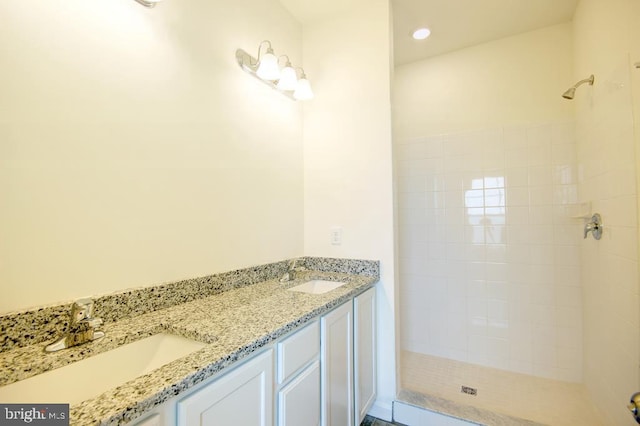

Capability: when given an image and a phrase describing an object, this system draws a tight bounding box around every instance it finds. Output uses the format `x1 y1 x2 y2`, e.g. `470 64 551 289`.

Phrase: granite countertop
0 267 377 425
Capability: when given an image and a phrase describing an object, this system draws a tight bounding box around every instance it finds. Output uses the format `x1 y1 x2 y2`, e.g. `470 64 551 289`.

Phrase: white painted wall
301 0 396 419
0 0 304 313
394 24 583 381
394 24 574 139
573 1 640 424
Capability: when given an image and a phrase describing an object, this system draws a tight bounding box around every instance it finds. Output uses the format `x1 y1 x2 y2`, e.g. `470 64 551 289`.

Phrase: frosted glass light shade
256 52 280 80
276 66 298 91
293 78 314 100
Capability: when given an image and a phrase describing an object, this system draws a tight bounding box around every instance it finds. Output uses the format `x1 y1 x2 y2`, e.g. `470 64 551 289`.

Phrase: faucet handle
70 298 95 324
584 213 603 240
45 298 103 352
583 222 595 238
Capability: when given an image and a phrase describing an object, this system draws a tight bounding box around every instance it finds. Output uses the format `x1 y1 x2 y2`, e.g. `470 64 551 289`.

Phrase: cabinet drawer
277 320 320 384
130 414 161 426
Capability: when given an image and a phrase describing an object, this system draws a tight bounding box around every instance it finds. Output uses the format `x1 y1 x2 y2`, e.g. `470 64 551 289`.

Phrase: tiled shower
397 122 583 382
393 1 640 424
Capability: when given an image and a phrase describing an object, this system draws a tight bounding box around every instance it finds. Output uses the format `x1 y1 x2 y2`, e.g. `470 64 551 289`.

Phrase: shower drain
461 386 478 396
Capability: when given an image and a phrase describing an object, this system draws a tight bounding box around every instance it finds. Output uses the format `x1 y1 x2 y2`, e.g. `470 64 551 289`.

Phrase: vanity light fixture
276 56 298 91
255 41 280 81
293 68 314 100
236 40 313 101
134 0 161 8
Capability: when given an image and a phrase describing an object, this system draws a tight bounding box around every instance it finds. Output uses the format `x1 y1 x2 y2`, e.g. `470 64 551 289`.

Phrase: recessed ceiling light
412 27 431 40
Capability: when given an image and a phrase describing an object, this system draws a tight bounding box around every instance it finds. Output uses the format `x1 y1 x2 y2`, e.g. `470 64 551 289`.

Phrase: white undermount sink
287 280 347 294
0 333 206 405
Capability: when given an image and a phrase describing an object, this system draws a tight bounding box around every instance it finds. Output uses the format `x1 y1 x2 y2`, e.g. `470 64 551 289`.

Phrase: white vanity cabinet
277 361 321 426
128 286 376 426
276 320 321 426
130 414 162 426
176 349 273 426
320 287 377 426
354 287 377 425
321 301 354 426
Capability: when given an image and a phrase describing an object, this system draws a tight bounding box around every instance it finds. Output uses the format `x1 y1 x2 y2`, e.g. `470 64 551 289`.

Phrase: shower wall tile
574 10 639 417
397 121 582 382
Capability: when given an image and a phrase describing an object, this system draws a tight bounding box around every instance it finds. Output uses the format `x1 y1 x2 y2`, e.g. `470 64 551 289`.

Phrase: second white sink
0 333 206 405
287 280 347 294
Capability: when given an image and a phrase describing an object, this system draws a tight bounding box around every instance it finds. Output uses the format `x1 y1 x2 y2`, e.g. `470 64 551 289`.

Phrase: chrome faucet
584 213 603 240
280 259 304 282
45 298 105 352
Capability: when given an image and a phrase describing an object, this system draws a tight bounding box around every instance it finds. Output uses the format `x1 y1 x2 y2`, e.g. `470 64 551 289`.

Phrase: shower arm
572 75 595 89
562 74 595 99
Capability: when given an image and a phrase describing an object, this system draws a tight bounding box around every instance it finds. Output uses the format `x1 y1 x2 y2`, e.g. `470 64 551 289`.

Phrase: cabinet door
177 349 273 426
278 360 320 426
320 301 353 426
354 288 376 425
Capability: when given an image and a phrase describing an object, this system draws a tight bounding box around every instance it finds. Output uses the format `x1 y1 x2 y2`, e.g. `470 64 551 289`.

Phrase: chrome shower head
562 87 576 100
562 74 594 100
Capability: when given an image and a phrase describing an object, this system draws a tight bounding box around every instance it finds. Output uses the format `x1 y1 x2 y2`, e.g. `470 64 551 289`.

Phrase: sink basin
0 333 206 405
287 280 347 294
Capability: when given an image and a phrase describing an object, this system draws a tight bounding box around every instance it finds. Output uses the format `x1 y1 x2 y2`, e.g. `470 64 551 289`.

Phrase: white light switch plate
330 227 342 245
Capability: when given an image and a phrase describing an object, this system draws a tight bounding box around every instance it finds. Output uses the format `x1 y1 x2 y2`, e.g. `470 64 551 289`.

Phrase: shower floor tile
400 351 605 426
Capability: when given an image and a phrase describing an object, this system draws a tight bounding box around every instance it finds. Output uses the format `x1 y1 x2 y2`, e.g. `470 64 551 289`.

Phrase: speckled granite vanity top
0 257 378 425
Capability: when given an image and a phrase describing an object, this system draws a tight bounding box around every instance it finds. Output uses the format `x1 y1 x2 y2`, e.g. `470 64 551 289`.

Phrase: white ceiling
278 0 369 25
278 0 579 66
393 0 579 65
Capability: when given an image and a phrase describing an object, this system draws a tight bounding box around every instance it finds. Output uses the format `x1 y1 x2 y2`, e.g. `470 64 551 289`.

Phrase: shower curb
395 389 546 426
